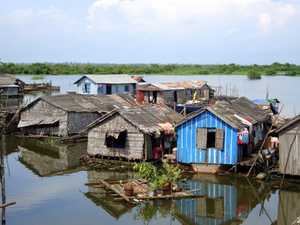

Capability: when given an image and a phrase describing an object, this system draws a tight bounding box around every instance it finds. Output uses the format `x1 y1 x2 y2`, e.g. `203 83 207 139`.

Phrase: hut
175 97 270 173
0 73 24 97
83 105 184 161
18 93 138 137
276 114 300 176
135 81 214 105
73 74 138 96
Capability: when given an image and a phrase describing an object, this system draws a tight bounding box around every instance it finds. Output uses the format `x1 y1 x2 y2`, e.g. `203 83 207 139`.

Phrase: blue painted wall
177 110 242 165
176 180 237 225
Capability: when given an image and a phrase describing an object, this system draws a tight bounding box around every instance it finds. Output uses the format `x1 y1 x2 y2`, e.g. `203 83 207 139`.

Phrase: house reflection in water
278 190 300 225
84 169 135 220
175 174 274 225
176 178 236 224
17 140 87 176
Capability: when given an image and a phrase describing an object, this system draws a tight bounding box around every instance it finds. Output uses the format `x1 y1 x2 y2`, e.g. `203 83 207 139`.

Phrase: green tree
247 70 261 79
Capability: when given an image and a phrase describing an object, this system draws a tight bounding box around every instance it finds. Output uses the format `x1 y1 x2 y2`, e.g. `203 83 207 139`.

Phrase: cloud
86 0 299 41
2 9 34 26
257 13 272 35
1 6 78 38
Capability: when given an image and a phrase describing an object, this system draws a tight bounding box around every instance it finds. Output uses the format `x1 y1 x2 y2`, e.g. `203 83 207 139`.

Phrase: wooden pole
98 179 133 204
1 129 6 223
246 106 284 177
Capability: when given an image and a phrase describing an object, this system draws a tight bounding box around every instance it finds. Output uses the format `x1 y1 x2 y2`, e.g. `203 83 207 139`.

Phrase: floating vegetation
44 137 58 145
31 76 45 80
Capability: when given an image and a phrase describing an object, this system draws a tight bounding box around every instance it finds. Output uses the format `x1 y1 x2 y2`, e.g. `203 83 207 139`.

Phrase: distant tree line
0 62 299 79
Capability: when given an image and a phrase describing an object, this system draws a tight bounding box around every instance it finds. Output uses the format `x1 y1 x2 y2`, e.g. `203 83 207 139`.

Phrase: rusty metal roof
137 80 208 91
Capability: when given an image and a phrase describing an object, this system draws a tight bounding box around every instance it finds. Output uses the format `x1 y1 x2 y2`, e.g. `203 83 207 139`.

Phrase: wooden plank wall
87 114 145 160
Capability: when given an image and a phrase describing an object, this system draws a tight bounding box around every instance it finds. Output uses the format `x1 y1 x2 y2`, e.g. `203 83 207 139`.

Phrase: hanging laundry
238 128 249 144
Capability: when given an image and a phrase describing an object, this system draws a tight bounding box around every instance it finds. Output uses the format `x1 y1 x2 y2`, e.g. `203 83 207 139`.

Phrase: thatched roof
176 97 270 130
22 93 139 113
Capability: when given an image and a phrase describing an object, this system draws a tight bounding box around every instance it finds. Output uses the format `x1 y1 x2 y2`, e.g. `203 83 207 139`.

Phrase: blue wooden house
74 74 138 96
175 97 270 173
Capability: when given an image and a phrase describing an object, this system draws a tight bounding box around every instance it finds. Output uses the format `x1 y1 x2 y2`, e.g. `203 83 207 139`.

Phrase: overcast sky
1 0 299 65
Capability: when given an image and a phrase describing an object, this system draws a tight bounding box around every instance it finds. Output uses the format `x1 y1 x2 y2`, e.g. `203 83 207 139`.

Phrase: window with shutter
196 127 224 150
196 128 207 149
215 128 224 150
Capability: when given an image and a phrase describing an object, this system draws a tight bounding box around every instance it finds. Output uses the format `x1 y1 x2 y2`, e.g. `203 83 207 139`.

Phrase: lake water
2 74 299 225
16 74 299 119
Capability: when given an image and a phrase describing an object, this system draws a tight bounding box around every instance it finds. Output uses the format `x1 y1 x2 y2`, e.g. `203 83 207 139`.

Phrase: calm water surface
16 74 300 118
2 75 299 224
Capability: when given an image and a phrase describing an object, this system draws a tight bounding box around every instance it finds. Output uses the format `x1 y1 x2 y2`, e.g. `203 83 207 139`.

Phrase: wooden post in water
1 128 6 223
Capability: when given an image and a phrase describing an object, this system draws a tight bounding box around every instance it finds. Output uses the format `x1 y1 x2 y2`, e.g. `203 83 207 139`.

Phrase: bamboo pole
246 106 284 177
1 129 5 223
98 179 133 204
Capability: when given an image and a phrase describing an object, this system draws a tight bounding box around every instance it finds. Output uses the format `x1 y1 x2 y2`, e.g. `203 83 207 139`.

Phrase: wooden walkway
85 179 202 204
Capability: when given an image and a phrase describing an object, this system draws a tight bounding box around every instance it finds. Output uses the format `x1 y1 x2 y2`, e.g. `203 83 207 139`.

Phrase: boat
24 83 60 92
168 103 205 113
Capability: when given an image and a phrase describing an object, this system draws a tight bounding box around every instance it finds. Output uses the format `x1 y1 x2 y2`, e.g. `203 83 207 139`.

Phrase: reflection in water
82 168 286 225
85 168 135 220
5 135 87 177
278 190 300 225
175 174 279 224
3 134 300 224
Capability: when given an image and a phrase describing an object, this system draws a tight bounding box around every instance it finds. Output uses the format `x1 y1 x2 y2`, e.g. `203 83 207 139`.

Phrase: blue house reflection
175 178 237 224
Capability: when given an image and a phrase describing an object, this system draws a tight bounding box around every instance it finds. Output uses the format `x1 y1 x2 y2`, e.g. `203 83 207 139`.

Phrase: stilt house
83 105 184 161
136 81 214 105
74 74 139 96
276 114 300 176
175 97 270 173
0 73 24 96
18 93 138 137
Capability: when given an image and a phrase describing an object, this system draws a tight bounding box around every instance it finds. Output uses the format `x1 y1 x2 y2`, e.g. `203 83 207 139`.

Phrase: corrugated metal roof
137 81 208 91
83 104 184 134
73 74 138 84
276 114 300 133
23 93 139 113
176 97 270 130
0 74 17 86
18 118 59 128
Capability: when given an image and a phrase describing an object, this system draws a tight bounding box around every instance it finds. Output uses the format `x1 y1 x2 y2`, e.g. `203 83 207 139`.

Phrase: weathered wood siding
18 142 87 176
278 190 300 225
0 87 19 96
87 114 147 160
68 112 100 135
163 90 193 104
278 122 300 176
20 100 68 136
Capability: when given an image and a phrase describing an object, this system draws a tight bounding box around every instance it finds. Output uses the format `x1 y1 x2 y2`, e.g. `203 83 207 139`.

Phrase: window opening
82 82 90 94
105 131 126 148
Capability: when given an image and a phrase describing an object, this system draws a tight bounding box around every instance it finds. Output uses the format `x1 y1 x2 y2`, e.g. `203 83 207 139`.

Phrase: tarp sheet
18 118 59 128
